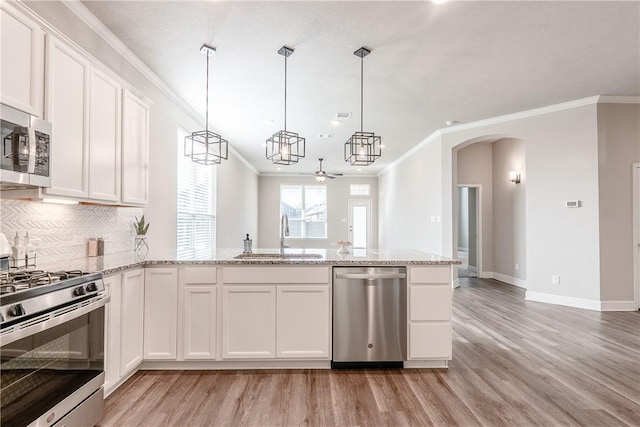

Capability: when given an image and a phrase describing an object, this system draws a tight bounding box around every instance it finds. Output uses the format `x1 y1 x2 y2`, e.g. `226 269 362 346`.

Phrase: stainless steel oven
1 103 51 190
1 272 108 427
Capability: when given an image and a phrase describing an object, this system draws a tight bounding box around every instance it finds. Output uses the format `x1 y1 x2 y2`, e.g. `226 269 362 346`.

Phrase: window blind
177 127 216 258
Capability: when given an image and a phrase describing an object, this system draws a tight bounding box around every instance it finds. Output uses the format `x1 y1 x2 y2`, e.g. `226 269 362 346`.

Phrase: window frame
279 184 328 240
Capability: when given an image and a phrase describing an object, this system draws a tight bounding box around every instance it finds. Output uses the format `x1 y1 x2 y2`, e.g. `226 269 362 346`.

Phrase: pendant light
266 46 305 165
184 44 228 165
344 47 382 166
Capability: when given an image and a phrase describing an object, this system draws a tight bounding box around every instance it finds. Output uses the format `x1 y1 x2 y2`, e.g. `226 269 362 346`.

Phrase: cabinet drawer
409 284 451 321
409 267 451 284
409 323 451 359
223 266 329 284
184 267 217 284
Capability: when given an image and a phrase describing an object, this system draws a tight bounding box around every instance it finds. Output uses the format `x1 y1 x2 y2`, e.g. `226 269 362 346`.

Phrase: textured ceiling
80 0 640 175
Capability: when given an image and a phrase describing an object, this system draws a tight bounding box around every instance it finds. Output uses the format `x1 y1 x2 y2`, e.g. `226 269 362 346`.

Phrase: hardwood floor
98 278 640 426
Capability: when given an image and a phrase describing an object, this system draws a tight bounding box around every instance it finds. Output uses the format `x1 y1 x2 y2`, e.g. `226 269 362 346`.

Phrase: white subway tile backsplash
0 200 142 264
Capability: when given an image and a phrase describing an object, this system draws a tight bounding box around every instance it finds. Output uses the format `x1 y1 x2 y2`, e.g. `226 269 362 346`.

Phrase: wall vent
336 112 352 119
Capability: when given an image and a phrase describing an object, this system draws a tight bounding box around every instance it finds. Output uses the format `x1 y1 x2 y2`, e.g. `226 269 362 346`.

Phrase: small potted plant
133 215 150 256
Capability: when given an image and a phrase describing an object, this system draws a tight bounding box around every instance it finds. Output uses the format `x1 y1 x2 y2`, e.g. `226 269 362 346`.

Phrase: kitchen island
42 249 459 396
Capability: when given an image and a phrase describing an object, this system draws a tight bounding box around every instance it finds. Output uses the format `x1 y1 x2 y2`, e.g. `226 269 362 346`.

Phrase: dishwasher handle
335 272 406 280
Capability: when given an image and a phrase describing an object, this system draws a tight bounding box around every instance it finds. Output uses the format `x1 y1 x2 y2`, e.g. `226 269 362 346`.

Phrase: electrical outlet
552 275 560 285
515 263 519 271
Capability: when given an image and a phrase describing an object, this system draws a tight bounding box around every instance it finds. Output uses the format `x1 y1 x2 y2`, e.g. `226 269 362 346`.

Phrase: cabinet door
144 268 178 359
0 3 44 116
276 286 330 358
103 273 121 395
409 323 452 359
120 269 144 376
409 285 451 321
183 285 217 360
121 89 149 206
88 68 121 202
222 286 275 359
44 37 89 198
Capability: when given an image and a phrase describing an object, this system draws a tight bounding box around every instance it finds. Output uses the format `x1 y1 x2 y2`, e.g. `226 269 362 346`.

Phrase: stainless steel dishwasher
332 266 407 368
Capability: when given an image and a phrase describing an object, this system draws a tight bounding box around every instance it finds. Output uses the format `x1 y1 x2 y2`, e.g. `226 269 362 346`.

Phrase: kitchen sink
233 253 323 259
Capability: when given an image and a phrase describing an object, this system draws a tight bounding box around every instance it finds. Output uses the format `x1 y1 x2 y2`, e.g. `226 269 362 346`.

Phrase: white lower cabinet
223 286 276 359
221 266 331 360
103 273 121 394
407 266 452 360
276 286 330 358
119 268 145 376
180 267 217 360
103 268 144 396
143 268 178 359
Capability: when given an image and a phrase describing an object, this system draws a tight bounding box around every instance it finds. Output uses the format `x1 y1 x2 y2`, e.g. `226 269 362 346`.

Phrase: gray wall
378 136 443 252
379 100 624 305
492 138 526 281
597 103 640 301
259 175 378 249
216 155 259 249
24 1 259 256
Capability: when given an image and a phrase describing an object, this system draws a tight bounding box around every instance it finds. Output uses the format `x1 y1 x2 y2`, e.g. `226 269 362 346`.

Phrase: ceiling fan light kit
266 45 306 165
344 46 382 167
184 44 229 165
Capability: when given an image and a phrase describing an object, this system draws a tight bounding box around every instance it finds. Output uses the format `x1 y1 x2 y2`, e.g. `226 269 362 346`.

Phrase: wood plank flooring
98 278 640 426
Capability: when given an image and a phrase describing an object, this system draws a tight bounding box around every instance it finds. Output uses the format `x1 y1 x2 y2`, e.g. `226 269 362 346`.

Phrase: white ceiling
80 0 640 175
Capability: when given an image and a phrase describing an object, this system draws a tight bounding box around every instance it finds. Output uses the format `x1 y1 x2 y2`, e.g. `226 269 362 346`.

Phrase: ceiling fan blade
326 175 337 179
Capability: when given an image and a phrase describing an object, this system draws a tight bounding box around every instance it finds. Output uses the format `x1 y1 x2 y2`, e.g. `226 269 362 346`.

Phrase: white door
348 199 372 249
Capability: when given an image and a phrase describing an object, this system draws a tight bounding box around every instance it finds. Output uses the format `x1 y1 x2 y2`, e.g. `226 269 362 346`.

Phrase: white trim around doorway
634 163 640 310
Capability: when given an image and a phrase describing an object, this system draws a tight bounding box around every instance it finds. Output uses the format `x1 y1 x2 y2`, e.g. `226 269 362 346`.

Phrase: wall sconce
509 171 521 184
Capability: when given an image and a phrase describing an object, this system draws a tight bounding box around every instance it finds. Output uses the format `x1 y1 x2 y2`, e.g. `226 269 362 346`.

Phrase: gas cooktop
0 269 86 295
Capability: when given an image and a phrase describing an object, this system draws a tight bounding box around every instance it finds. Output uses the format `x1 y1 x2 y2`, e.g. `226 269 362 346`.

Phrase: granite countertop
35 248 461 275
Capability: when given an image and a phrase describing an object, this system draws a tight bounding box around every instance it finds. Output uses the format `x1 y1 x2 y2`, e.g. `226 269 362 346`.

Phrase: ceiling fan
305 158 343 182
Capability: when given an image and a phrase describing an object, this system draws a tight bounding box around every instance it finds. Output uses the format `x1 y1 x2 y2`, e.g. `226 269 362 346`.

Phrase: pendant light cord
360 54 364 132
284 54 288 132
205 53 210 134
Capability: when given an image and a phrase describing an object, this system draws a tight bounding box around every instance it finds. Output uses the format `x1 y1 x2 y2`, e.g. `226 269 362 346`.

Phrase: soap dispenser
243 234 252 254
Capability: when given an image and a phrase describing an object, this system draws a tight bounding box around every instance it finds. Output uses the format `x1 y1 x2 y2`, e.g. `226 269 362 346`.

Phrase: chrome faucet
280 213 289 255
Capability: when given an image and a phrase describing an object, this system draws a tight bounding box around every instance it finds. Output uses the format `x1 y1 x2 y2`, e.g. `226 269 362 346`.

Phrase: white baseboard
483 271 527 289
525 291 601 311
453 278 460 288
526 291 637 312
600 300 637 311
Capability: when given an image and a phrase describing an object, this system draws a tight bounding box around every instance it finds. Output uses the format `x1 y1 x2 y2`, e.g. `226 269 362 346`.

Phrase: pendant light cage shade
266 45 305 165
184 130 229 165
184 43 228 165
344 131 382 166
344 46 382 166
266 130 305 165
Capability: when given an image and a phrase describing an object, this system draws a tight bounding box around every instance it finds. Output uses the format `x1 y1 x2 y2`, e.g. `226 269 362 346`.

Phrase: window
177 127 216 258
350 184 370 196
280 185 327 238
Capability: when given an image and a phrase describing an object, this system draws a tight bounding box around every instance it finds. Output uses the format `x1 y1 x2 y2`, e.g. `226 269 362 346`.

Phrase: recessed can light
445 120 458 126
330 120 341 126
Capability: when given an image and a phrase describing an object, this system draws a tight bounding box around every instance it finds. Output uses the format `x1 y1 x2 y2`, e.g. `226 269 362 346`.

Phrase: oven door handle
0 294 110 347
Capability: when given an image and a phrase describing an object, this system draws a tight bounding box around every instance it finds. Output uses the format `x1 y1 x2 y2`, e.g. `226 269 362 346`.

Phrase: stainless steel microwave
0 103 51 190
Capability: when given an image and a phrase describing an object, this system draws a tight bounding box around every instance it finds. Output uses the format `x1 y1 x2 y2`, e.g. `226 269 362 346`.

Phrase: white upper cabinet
88 69 121 202
0 2 45 117
121 89 149 206
43 37 89 199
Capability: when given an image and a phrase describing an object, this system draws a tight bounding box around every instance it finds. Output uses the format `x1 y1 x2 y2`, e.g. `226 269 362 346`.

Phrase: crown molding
379 95 639 177
60 0 258 174
378 131 442 176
